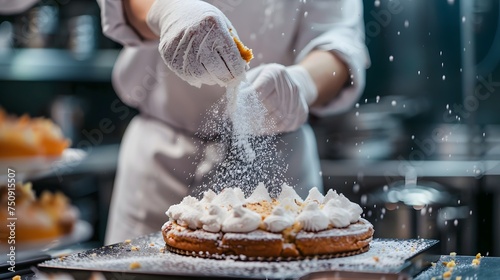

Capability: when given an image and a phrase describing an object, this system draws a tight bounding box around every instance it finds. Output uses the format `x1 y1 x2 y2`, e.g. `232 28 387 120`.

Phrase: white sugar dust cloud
193 79 288 198
225 80 268 162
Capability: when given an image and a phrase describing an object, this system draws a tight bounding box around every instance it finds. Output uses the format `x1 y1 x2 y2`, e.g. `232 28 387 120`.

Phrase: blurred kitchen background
0 0 499 257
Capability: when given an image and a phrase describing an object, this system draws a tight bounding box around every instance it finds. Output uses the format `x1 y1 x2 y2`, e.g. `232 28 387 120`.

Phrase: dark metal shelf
0 48 119 82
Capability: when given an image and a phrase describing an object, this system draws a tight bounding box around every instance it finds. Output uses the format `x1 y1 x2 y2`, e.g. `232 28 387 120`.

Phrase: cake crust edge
162 218 374 261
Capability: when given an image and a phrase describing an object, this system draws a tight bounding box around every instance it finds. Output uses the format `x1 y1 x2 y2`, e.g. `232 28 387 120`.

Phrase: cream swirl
233 187 246 201
296 202 329 232
323 189 339 204
211 188 245 209
326 193 363 223
166 196 196 220
221 205 261 232
305 187 324 204
200 189 217 205
278 183 303 204
348 202 363 223
200 204 228 232
246 182 271 203
322 200 351 228
167 196 204 229
263 206 294 232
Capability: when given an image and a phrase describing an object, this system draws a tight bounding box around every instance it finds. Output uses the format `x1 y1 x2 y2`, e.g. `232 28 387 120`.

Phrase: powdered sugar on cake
224 230 283 241
296 219 374 239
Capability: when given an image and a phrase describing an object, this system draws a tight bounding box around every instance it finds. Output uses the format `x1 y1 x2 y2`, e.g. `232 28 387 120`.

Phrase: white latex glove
146 0 247 88
245 63 318 134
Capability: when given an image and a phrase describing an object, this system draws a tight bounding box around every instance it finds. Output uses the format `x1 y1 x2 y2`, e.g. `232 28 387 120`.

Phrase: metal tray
38 232 439 280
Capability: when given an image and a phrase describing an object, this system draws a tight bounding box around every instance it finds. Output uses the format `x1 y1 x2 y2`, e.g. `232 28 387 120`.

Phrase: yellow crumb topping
476 253 481 259
129 261 141 269
124 239 132 244
131 246 140 251
12 276 21 280
446 260 456 268
472 258 480 266
245 201 275 217
443 270 452 278
450 252 457 257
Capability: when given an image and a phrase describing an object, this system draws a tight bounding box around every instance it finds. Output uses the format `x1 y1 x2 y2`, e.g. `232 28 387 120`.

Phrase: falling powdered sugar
195 78 286 197
225 79 268 162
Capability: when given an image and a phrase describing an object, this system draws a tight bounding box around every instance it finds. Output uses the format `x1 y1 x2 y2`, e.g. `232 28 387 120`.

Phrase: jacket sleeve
294 0 370 117
0 0 39 15
96 0 144 46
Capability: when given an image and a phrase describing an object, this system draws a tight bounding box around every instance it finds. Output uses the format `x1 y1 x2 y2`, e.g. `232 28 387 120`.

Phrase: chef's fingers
215 40 247 84
199 16 246 84
182 26 209 83
159 28 187 78
251 64 283 105
245 64 267 83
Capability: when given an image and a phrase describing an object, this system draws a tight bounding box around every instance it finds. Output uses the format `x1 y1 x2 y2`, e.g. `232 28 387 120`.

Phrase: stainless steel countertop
13 254 500 280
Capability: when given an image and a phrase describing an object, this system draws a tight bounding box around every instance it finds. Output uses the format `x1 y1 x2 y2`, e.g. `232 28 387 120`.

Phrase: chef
97 0 369 244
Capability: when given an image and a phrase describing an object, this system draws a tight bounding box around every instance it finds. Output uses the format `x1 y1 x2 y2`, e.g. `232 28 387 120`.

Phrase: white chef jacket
0 0 39 15
97 0 370 244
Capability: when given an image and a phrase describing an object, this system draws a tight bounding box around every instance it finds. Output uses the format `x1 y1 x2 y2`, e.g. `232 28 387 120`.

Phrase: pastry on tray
0 183 79 243
162 183 374 260
0 109 70 158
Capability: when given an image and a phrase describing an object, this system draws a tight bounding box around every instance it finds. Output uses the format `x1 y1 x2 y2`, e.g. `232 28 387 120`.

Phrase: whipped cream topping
246 182 271 203
165 183 364 233
222 205 261 232
323 189 339 204
297 202 329 232
305 187 324 203
280 197 301 213
263 206 294 232
166 196 204 229
322 200 351 228
327 193 363 223
200 204 228 232
278 184 303 203
200 189 217 204
211 188 245 209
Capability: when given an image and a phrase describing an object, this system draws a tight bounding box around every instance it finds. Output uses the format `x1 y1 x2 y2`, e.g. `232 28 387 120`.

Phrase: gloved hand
244 63 318 134
146 0 247 88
